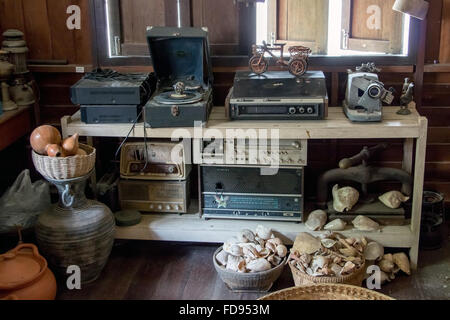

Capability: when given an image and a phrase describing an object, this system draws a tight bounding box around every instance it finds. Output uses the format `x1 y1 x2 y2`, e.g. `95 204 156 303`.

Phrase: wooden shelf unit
61 106 428 270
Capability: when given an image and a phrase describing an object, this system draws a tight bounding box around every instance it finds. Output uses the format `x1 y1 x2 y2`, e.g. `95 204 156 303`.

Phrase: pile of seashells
364 241 411 284
215 225 288 273
305 209 381 232
288 232 367 277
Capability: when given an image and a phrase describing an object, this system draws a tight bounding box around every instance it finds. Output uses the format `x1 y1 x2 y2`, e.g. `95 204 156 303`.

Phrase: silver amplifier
194 139 307 167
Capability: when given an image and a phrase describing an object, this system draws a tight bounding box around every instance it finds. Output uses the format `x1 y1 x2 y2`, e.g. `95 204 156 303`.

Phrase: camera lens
368 84 382 98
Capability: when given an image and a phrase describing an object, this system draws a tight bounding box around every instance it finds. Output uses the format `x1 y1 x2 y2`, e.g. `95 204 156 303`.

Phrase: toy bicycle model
249 41 312 77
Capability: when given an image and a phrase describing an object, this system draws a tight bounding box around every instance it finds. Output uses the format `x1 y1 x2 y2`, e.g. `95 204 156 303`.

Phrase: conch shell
237 229 255 243
324 219 347 231
340 261 356 275
276 245 288 258
247 258 272 272
268 254 283 266
352 215 380 231
226 255 246 272
223 238 243 256
266 238 283 247
305 210 327 231
255 225 272 240
332 184 359 213
364 241 384 261
216 250 229 266
379 191 410 209
378 259 395 273
393 252 411 275
292 233 321 255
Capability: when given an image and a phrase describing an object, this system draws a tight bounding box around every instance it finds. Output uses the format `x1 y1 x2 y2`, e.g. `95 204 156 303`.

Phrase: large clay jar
30 125 62 155
36 172 115 284
0 244 57 300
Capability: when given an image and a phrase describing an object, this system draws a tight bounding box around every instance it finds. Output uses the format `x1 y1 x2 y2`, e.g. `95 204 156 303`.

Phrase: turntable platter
154 91 203 105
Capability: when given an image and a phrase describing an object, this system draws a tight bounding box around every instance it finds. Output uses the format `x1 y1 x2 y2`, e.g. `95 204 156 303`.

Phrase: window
256 0 411 56
94 0 417 66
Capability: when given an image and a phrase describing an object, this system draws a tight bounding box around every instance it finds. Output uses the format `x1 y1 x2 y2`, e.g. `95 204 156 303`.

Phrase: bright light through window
256 0 410 57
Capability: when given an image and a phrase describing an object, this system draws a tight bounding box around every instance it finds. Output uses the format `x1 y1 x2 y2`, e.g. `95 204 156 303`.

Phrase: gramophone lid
2 29 24 38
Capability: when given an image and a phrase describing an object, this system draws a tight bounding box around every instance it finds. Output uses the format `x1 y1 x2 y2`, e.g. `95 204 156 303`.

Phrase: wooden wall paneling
425 0 443 63
427 143 450 162
422 83 450 106
22 0 53 60
414 18 427 109
0 0 25 32
428 127 450 143
419 106 450 127
439 0 450 62
73 0 94 65
120 0 166 56
46 0 76 63
192 0 240 56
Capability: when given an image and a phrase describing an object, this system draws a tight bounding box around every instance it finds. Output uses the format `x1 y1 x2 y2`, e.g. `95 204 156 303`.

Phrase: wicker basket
289 259 366 287
213 247 286 293
259 284 394 300
32 144 96 180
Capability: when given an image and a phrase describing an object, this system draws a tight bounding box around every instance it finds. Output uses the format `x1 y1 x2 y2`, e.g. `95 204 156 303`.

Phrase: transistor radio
118 179 191 214
195 139 307 167
120 140 191 180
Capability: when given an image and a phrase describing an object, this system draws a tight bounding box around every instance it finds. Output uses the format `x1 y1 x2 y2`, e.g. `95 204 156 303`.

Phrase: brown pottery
0 243 57 300
30 125 62 156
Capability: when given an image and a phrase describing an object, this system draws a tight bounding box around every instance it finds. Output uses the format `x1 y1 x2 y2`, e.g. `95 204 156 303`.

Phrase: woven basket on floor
213 247 286 293
259 284 394 300
289 259 366 287
32 144 96 180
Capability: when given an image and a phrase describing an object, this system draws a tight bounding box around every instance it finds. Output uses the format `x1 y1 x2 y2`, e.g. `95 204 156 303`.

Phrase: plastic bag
0 169 51 234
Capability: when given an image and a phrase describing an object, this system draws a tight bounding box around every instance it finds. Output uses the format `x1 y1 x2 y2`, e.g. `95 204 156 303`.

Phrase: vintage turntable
228 71 328 120
144 27 213 128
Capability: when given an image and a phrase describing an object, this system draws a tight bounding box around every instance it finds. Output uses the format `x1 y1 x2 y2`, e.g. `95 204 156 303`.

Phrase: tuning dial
291 141 301 149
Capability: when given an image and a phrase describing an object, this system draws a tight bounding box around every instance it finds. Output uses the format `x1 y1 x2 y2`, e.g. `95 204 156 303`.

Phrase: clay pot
36 172 115 284
0 244 57 300
30 125 62 155
46 144 64 158
62 133 79 156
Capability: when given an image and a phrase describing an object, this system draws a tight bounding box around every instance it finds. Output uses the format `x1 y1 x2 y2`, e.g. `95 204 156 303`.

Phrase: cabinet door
268 0 329 54
341 0 404 54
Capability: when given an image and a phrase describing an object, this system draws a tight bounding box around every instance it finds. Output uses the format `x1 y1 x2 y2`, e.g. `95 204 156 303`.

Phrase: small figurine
249 41 311 77
397 78 414 115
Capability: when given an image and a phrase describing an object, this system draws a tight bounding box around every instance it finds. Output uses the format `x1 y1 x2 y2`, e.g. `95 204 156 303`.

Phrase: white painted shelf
62 106 423 139
61 105 428 269
115 213 414 249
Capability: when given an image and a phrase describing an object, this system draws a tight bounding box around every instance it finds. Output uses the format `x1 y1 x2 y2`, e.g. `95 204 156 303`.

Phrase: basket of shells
213 225 288 292
30 125 96 180
288 232 367 286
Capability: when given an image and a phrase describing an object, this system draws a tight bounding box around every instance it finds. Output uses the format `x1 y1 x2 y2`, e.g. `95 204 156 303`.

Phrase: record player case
144 27 214 128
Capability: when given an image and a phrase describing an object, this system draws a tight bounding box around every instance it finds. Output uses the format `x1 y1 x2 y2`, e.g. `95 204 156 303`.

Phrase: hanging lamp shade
393 0 429 20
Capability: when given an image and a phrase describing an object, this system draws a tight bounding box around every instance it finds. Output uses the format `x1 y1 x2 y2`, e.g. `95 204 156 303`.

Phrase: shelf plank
115 213 414 248
62 106 423 139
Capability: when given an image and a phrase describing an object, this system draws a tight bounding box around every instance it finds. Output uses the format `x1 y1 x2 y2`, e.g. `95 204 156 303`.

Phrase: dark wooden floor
57 237 450 300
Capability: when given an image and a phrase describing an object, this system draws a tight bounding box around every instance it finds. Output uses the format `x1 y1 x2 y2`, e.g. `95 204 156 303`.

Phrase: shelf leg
86 136 98 199
409 117 428 270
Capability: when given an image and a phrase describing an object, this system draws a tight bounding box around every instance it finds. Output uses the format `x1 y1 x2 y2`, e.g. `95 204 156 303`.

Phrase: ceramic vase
35 172 115 284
